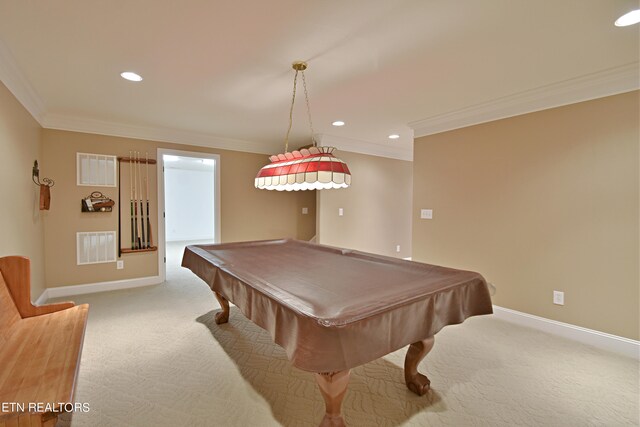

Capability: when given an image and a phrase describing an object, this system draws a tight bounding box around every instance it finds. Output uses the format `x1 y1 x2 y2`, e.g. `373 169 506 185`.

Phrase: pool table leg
213 292 230 324
315 370 350 427
404 336 435 396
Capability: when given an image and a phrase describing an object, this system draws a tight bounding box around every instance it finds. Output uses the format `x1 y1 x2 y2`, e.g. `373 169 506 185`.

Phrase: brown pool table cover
182 239 493 372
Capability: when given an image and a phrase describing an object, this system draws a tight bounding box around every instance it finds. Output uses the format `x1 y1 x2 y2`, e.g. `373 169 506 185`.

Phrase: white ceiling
0 0 638 160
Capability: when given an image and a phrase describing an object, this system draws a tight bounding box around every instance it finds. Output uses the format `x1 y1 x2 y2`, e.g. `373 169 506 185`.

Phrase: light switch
338 208 344 216
420 209 433 219
553 291 564 305
302 207 308 214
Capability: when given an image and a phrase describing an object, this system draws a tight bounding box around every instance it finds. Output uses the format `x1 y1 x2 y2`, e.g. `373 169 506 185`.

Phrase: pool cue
148 221 154 249
118 157 121 258
136 152 144 249
139 152 146 249
145 153 151 248
141 152 147 249
132 151 137 249
133 152 140 249
129 151 134 250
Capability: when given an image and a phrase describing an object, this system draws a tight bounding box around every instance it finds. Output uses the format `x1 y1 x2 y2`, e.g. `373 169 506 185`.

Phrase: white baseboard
37 275 163 302
34 288 50 305
492 305 639 359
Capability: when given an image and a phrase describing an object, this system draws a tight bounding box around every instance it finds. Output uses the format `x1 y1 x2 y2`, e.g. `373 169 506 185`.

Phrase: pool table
182 239 493 427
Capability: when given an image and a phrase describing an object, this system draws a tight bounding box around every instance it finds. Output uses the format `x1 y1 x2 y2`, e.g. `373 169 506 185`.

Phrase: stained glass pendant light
255 61 351 191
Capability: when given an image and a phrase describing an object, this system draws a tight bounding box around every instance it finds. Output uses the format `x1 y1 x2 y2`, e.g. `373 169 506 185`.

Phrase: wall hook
32 160 54 210
32 160 54 187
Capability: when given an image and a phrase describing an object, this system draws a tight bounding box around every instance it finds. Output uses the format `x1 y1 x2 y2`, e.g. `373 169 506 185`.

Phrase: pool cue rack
120 247 157 254
117 154 158 257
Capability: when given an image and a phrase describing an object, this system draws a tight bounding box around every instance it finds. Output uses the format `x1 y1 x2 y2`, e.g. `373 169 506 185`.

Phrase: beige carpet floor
53 242 639 426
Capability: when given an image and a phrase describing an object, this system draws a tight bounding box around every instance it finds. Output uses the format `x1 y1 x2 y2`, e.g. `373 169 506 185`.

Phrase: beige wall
0 82 46 300
42 129 316 287
317 151 412 258
413 91 639 340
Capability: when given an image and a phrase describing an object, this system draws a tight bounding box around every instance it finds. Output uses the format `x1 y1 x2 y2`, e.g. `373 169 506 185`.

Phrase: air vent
77 231 116 265
77 153 117 186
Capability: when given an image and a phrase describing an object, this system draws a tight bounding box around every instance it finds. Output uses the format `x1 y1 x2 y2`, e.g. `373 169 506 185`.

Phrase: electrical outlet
420 209 433 219
117 260 124 270
553 290 564 305
338 208 344 216
396 245 401 253
302 207 308 214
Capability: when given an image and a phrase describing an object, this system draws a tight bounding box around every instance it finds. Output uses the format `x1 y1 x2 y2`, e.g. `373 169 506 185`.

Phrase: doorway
157 149 220 281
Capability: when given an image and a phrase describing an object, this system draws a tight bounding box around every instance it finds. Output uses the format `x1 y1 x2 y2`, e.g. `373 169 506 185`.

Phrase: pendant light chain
284 70 299 153
300 71 316 147
283 64 317 152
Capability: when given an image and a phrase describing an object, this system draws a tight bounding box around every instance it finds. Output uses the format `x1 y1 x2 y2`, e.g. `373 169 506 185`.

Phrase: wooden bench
0 256 89 427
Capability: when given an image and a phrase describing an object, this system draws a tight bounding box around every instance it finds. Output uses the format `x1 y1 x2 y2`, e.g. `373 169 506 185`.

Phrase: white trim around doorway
157 148 221 281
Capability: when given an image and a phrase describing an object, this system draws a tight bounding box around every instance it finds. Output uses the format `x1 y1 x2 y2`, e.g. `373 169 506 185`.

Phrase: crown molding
0 38 407 160
5 31 634 158
0 39 46 123
409 62 640 138
318 134 413 161
42 113 277 155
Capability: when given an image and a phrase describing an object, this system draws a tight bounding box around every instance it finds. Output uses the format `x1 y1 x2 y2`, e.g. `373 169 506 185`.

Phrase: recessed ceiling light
120 71 143 82
615 9 640 26
388 134 400 139
332 121 345 127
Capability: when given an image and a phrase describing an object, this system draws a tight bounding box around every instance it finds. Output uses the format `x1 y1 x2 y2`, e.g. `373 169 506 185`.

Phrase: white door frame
157 148 221 281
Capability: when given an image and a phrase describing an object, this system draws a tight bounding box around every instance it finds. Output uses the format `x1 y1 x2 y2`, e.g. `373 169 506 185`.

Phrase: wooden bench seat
0 256 89 427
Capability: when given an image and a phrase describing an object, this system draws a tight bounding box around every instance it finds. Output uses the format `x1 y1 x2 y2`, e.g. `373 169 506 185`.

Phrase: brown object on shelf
0 256 89 427
182 239 494 426
93 200 115 209
121 246 158 254
39 184 51 210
